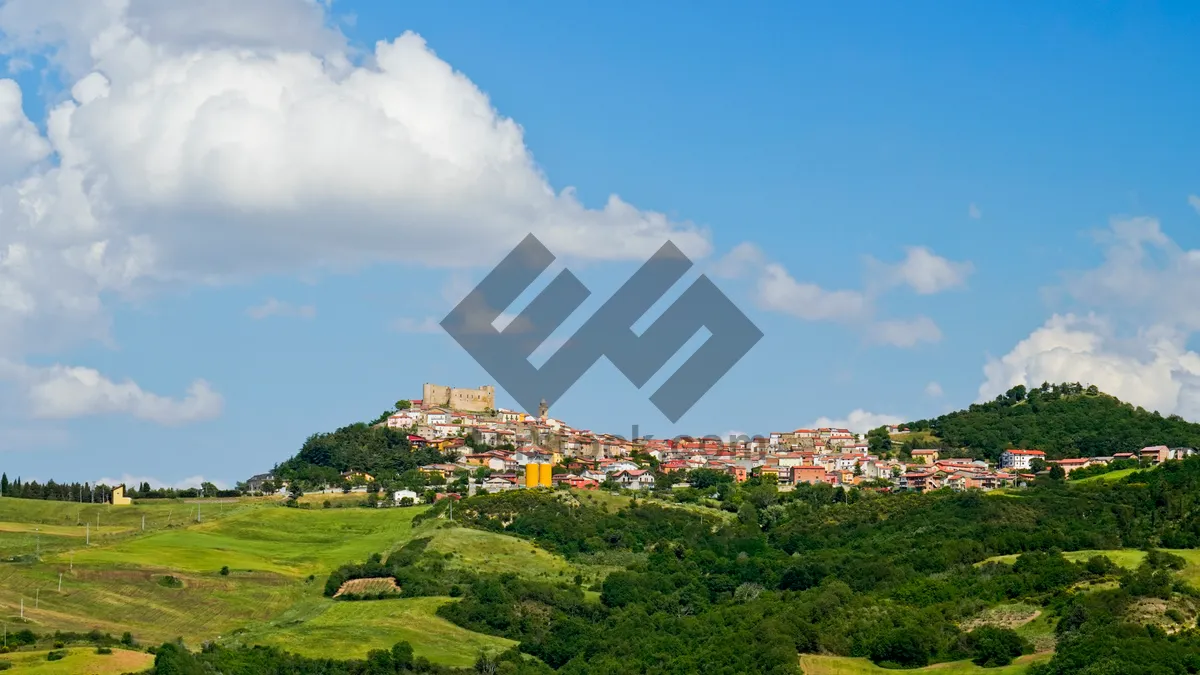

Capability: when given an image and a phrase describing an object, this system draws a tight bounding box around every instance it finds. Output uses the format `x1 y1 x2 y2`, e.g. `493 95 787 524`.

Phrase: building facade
422 383 496 413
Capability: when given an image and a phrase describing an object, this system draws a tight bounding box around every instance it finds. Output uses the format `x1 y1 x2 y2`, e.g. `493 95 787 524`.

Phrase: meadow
0 496 587 667
0 647 153 674
978 548 1200 585
799 653 1052 675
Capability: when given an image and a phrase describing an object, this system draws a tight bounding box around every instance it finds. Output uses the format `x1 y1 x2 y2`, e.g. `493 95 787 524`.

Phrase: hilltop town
243 381 1198 502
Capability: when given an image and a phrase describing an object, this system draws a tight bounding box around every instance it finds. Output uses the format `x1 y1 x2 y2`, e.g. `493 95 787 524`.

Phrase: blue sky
1 0 1200 488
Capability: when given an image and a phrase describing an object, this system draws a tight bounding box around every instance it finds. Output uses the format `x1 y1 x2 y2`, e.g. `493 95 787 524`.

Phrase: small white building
393 489 419 504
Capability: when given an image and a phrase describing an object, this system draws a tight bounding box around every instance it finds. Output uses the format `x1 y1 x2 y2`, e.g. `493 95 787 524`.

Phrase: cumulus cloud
0 79 50 182
868 316 942 347
246 298 316 320
871 246 973 295
0 0 713 423
925 381 943 398
756 263 868 321
979 313 1200 419
980 216 1200 419
0 361 224 424
708 242 766 280
810 409 904 435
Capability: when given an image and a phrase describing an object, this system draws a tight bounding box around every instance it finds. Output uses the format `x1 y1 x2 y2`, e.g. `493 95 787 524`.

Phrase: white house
393 489 419 504
387 411 422 429
424 409 452 425
613 469 655 490
999 449 1046 471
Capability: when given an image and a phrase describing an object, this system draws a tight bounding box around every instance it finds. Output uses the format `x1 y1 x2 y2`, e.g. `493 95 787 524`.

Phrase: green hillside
901 382 1200 460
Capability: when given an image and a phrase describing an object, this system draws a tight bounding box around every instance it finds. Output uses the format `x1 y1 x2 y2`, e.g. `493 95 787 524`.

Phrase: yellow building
111 485 132 506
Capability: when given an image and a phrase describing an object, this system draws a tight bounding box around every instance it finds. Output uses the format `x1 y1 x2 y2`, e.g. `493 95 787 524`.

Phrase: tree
287 483 303 505
867 426 893 457
966 626 1028 667
1031 458 1048 473
200 482 218 498
395 400 412 411
1 472 7 496
1049 463 1066 481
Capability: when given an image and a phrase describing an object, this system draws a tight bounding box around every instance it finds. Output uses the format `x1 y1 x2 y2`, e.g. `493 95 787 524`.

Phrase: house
407 434 429 448
111 485 132 506
387 411 422 429
900 470 936 492
1140 445 1171 464
340 471 375 485
612 469 655 490
559 475 599 490
483 475 519 492
245 473 275 492
419 464 460 480
791 466 827 485
910 449 939 465
423 409 452 425
726 465 748 483
393 489 419 504
463 453 508 472
1051 458 1092 476
999 449 1046 471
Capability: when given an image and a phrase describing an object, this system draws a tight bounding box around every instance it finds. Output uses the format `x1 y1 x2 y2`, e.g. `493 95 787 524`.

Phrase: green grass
1073 468 1140 483
61 505 428 577
0 647 153 674
421 523 574 579
799 653 1052 675
977 549 1200 586
228 596 515 667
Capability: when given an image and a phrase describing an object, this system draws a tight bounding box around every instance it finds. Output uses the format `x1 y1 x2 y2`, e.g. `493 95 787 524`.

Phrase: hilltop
896 383 1200 461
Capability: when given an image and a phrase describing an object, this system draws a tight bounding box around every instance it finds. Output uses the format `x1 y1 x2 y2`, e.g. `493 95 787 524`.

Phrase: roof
911 449 939 455
1004 449 1046 456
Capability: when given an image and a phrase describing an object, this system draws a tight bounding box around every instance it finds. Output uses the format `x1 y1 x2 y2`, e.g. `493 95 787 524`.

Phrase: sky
2 0 1200 489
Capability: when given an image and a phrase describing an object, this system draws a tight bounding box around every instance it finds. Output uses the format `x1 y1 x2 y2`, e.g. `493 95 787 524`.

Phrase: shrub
53 642 64 649
158 575 183 588
96 647 113 654
121 632 134 647
46 650 67 661
0 660 10 670
966 626 1029 667
219 566 230 576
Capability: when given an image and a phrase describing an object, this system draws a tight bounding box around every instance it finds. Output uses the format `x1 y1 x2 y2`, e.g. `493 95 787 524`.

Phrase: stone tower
538 398 548 419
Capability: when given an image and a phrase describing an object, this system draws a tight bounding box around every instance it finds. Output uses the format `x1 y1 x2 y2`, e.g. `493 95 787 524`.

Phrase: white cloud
0 0 713 423
95 473 230 490
979 313 1200 419
0 79 50 182
0 361 224 425
389 316 441 334
246 298 316 320
810 409 904 435
869 316 942 347
873 246 973 295
756 263 868 321
708 242 765 280
968 203 982 220
1189 194 1200 215
925 381 943 397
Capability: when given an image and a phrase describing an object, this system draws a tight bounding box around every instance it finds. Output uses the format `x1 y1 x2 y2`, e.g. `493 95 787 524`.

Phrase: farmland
0 648 153 674
799 653 1052 675
0 496 578 667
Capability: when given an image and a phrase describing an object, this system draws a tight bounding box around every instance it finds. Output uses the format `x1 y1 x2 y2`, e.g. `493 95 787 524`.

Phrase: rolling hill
898 382 1200 460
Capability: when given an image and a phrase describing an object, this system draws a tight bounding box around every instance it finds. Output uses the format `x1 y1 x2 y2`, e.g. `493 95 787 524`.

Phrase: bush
219 566 230 576
0 660 10 671
966 626 1028 667
121 632 134 647
46 650 67 661
96 646 113 654
323 500 332 509
158 575 183 588
53 642 64 649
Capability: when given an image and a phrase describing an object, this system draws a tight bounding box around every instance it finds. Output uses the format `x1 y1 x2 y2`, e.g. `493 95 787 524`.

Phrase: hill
274 422 451 486
898 382 1200 460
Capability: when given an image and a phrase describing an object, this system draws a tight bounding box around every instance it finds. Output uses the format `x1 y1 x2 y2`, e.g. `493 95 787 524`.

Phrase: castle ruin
422 383 495 413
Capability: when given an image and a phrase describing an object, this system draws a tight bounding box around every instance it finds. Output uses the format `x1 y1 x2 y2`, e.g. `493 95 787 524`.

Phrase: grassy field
978 549 1200 581
0 647 153 674
227 596 515 667
0 497 586 664
799 653 1052 675
61 505 426 577
1074 468 1140 483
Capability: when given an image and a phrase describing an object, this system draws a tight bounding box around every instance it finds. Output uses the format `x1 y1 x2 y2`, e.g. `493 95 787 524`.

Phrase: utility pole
142 515 145 531
35 589 38 609
70 552 73 571
58 573 62 592
86 522 89 545
34 527 39 558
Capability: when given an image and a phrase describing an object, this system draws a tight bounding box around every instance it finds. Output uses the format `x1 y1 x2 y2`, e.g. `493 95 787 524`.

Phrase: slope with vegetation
888 382 1200 460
